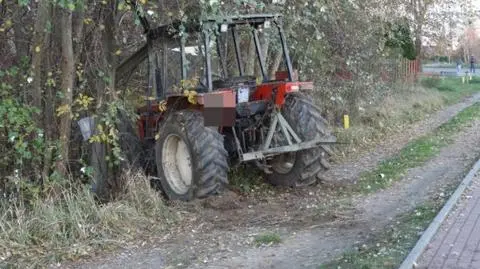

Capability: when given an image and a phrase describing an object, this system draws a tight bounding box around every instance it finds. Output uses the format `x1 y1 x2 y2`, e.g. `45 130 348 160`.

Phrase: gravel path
323 92 480 184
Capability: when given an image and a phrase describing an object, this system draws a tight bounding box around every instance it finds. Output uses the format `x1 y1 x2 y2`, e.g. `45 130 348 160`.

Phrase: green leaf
67 2 75 10
18 0 30 6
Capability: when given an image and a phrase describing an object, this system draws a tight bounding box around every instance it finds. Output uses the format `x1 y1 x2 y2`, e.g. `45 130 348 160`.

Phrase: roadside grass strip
318 197 447 269
356 102 480 194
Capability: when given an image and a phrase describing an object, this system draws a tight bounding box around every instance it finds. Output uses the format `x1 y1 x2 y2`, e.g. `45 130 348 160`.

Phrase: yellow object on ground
344 115 350 129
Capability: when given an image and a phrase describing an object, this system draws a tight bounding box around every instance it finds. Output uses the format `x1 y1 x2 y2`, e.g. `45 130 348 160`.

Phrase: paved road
422 65 480 77
416 172 480 269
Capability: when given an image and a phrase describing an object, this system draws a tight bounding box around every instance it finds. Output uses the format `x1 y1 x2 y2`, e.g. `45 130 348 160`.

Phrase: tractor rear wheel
154 110 229 201
265 93 333 187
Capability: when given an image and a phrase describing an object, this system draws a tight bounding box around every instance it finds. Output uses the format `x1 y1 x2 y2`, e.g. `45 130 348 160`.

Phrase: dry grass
330 84 454 160
0 170 175 268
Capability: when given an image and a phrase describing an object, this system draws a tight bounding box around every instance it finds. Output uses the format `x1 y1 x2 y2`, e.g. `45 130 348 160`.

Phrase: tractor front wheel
155 110 229 201
265 93 333 187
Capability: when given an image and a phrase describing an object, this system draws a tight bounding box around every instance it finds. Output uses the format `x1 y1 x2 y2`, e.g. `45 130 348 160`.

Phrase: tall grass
0 170 174 268
331 77 480 160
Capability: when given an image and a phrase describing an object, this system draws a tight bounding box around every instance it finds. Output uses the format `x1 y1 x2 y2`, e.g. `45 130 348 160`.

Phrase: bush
0 98 45 186
436 84 454 92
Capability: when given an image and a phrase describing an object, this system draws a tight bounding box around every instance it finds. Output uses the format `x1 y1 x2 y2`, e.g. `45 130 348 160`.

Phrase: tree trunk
56 8 75 176
415 31 422 60
30 0 52 111
255 31 269 78
245 36 256 75
269 50 283 79
12 8 29 66
102 2 117 98
41 4 55 182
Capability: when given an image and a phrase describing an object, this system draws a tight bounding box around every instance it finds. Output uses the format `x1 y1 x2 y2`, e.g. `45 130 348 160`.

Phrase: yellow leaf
139 0 147 4
115 49 122 55
188 95 196 104
56 104 71 117
158 101 167 112
35 46 41 53
155 133 160 140
183 90 197 104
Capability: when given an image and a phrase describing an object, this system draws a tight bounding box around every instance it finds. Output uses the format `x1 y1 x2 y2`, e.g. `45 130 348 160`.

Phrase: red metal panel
252 81 302 106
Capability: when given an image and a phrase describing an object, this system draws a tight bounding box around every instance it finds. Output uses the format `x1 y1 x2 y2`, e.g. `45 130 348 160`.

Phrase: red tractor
110 5 336 201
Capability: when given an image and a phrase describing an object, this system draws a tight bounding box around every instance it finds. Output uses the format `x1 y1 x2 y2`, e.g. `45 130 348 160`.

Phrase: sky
475 0 480 9
425 0 480 50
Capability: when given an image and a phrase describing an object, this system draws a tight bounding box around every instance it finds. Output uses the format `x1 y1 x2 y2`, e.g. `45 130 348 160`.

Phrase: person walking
457 58 463 75
470 55 475 74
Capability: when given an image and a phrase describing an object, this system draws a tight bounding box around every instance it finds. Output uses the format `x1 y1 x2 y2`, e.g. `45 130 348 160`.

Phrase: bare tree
56 4 84 176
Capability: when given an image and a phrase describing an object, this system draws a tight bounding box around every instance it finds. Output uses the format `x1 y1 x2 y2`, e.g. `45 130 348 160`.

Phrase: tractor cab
146 14 297 94
115 13 312 141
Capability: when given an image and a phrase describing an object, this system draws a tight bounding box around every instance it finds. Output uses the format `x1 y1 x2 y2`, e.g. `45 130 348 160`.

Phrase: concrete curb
398 158 480 269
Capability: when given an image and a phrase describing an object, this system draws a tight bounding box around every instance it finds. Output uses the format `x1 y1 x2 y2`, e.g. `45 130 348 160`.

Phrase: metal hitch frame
240 109 336 162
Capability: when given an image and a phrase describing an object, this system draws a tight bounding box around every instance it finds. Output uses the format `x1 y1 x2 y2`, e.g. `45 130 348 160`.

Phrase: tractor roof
147 13 283 40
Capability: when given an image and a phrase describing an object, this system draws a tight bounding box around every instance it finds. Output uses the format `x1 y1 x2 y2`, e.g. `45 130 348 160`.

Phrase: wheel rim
270 152 296 174
162 134 193 195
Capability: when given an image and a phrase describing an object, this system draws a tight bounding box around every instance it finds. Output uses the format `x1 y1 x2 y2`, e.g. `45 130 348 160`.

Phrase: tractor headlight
237 87 250 103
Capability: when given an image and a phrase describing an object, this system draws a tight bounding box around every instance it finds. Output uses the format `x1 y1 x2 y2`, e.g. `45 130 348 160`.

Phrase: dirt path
324 92 480 184
63 93 480 269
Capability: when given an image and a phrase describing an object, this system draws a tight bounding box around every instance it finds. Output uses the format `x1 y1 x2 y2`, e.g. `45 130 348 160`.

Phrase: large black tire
154 110 229 201
265 93 334 187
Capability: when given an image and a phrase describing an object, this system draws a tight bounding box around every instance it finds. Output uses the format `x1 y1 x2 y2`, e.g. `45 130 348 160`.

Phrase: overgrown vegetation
334 77 480 159
0 170 175 268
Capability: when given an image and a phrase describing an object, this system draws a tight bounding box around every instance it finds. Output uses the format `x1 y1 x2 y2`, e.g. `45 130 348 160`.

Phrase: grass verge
318 153 480 269
355 102 480 193
334 77 480 160
318 196 448 269
0 170 175 269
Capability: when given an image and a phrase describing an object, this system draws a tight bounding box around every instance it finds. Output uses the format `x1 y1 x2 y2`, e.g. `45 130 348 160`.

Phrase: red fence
398 58 420 83
380 58 421 83
335 58 421 84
